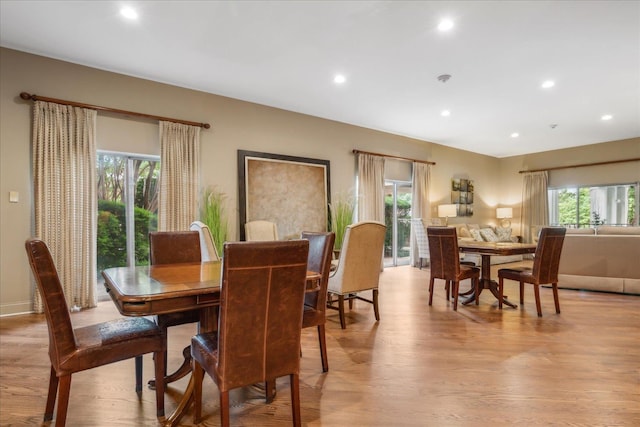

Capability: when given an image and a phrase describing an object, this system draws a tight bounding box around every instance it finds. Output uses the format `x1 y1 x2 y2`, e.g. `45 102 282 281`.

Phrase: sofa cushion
458 226 471 238
566 227 596 235
596 226 640 235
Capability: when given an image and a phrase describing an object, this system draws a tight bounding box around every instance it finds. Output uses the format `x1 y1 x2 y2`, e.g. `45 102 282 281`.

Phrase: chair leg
445 281 451 301
338 295 346 329
452 281 459 311
498 277 504 310
290 373 301 427
153 350 165 418
533 284 542 317
55 374 72 427
317 324 329 372
44 365 58 421
348 294 354 310
552 283 561 314
428 277 435 306
520 282 524 304
475 277 480 305
193 361 205 424
373 289 380 321
135 355 143 393
220 390 230 427
265 379 276 403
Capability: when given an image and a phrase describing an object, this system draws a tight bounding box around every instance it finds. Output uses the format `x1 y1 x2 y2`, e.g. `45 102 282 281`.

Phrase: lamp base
500 219 511 228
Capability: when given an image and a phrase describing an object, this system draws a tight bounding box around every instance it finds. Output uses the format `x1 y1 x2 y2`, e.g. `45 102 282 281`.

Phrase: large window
97 152 160 278
548 183 638 227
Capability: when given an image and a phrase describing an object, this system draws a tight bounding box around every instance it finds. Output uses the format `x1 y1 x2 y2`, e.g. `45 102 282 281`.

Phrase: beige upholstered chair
245 220 279 241
190 220 220 261
498 227 567 316
191 240 309 426
411 218 429 269
327 221 386 329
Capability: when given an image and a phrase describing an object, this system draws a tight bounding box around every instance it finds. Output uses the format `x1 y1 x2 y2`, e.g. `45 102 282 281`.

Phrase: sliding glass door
384 181 412 267
96 152 160 294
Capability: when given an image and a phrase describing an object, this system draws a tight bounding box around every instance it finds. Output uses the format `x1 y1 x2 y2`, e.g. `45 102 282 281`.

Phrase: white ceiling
1 1 639 158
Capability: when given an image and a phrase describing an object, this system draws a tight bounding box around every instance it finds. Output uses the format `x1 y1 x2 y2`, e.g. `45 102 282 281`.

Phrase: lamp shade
496 207 513 219
438 204 458 218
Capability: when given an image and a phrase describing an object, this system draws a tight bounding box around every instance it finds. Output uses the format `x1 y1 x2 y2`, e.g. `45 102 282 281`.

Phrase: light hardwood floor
1 262 639 426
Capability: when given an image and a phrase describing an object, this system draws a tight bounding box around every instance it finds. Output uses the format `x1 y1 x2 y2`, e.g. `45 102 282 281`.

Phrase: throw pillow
458 226 471 238
495 227 512 242
467 223 480 230
479 227 500 242
469 229 484 242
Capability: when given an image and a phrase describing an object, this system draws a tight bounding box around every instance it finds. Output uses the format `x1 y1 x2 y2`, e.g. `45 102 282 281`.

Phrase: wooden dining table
102 261 320 427
457 241 537 308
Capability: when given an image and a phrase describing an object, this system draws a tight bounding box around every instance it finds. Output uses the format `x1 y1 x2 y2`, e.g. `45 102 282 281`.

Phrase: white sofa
453 223 523 266
557 226 640 294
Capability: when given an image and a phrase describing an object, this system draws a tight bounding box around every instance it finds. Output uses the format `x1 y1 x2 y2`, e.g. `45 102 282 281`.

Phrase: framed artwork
451 178 474 217
238 150 331 241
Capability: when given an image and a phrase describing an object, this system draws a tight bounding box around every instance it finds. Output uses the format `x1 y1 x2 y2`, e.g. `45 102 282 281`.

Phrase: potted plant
201 186 228 256
330 192 355 251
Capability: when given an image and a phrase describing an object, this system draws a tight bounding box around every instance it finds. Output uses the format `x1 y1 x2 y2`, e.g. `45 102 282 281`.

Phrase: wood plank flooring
1 262 639 426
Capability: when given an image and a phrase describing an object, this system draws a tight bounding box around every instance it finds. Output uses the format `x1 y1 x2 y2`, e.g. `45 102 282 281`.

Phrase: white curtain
410 162 431 266
158 121 200 231
32 101 97 313
356 153 385 223
521 171 549 243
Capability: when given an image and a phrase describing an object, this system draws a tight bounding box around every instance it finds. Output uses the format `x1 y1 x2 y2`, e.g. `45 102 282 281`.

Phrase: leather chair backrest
149 231 201 265
301 231 335 312
531 227 567 284
427 226 461 281
330 221 386 294
244 220 278 241
190 221 220 261
217 240 309 390
25 239 77 370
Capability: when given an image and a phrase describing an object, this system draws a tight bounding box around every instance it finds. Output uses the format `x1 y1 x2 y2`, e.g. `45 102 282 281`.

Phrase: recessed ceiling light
438 19 454 31
333 74 346 84
441 110 451 117
511 133 519 138
120 7 138 20
601 114 613 121
541 80 555 89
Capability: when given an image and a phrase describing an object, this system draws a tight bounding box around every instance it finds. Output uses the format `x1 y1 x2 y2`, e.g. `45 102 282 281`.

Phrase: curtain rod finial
203 123 211 130
20 92 33 101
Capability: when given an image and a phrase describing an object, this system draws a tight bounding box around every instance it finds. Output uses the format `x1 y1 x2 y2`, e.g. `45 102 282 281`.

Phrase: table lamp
438 204 457 226
496 207 513 228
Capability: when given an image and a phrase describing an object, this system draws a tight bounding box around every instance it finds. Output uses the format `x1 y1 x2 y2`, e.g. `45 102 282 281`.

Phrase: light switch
9 191 19 203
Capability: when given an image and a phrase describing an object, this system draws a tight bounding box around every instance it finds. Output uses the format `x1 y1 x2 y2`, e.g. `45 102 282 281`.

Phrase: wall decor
238 150 331 240
451 178 474 217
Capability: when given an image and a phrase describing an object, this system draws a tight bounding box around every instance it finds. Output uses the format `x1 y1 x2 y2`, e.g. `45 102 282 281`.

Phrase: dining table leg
163 306 217 427
461 254 517 308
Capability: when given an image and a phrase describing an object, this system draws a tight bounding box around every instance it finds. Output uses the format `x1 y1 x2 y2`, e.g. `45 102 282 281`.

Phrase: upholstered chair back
190 221 220 261
531 227 567 284
149 231 201 265
245 220 279 241
427 226 462 281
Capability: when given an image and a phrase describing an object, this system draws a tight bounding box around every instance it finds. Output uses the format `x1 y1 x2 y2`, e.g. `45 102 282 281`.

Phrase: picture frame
238 150 331 240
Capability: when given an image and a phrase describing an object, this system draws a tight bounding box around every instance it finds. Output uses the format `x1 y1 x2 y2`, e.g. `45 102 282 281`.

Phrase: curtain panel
32 101 97 313
410 162 431 266
158 121 201 231
356 153 385 223
521 171 549 243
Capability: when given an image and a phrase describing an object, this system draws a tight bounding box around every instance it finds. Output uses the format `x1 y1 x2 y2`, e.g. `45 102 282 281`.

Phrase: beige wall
1 47 638 315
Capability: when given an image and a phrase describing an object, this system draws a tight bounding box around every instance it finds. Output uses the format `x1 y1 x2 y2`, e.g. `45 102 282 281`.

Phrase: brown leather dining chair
191 240 309 426
25 239 165 426
141 230 201 390
498 227 567 316
427 226 480 310
301 231 335 373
